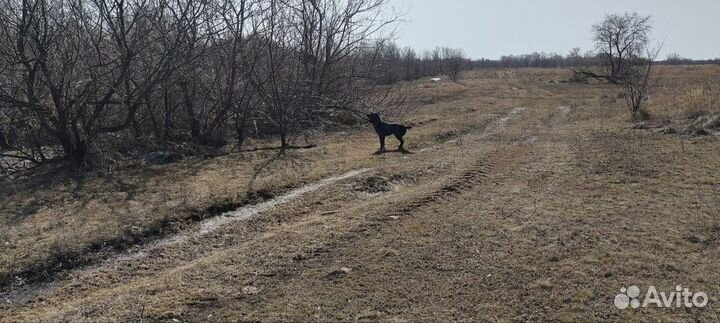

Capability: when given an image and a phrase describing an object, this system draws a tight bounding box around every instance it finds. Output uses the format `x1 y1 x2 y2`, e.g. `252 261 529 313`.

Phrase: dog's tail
404 126 413 129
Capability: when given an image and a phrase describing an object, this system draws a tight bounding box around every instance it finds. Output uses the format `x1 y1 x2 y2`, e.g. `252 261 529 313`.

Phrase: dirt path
1 100 537 320
4 71 720 322
0 168 370 304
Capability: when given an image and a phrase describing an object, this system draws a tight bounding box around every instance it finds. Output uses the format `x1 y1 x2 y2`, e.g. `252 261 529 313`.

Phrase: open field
2 66 720 321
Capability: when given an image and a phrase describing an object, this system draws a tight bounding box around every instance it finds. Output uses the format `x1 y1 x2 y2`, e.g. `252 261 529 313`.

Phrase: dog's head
367 113 381 125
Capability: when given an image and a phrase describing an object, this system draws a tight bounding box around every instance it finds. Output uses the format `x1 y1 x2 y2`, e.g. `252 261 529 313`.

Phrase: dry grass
2 66 720 322
650 65 720 122
0 76 487 288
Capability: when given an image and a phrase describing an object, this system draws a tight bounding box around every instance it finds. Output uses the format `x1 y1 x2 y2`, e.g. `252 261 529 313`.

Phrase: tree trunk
235 111 248 150
279 128 288 151
54 118 89 166
0 131 8 150
58 132 87 166
163 88 173 140
180 81 201 140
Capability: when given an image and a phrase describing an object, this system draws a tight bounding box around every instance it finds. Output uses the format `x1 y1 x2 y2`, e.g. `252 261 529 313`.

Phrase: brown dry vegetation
647 66 720 133
2 66 720 321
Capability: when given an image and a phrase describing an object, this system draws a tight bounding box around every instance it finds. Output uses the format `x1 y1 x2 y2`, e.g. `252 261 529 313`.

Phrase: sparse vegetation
1 1 719 321
620 46 661 119
1 66 719 322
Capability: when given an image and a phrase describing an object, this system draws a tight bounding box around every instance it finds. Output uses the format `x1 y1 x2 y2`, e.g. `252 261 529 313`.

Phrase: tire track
1 168 373 306
0 107 522 312
384 108 525 216
520 106 573 145
385 151 497 218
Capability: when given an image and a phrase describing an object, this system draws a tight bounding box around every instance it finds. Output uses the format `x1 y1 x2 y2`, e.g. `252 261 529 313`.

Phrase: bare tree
401 47 418 81
573 12 652 84
621 45 661 119
665 53 690 65
216 0 265 149
0 0 407 169
251 0 400 150
377 41 402 84
0 0 201 165
442 47 466 82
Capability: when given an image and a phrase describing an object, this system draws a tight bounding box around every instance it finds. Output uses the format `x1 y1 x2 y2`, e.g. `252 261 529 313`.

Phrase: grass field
2 66 720 321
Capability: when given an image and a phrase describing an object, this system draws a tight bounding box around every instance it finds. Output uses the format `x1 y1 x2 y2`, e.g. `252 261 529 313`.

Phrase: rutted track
1 168 373 306
300 108 523 279
384 108 526 217
384 107 525 217
158 168 372 247
0 105 525 316
387 156 495 217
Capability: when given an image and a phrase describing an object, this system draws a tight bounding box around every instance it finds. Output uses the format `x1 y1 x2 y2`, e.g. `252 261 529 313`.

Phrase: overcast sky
387 0 720 60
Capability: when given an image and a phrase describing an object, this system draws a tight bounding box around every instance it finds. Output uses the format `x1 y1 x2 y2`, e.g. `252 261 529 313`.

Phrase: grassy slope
2 66 720 321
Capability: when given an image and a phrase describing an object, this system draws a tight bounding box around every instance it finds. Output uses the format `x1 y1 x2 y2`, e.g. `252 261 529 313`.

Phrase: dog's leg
379 135 386 152
395 133 405 151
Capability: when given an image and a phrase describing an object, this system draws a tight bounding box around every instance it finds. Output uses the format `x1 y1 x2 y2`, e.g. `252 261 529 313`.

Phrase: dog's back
377 121 409 136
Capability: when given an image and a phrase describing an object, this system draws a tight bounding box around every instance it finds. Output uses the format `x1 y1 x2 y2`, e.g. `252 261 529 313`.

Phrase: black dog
367 113 412 153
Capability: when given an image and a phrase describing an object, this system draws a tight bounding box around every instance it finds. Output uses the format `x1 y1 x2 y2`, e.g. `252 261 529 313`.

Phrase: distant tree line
374 44 469 84
472 51 719 69
372 43 720 82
